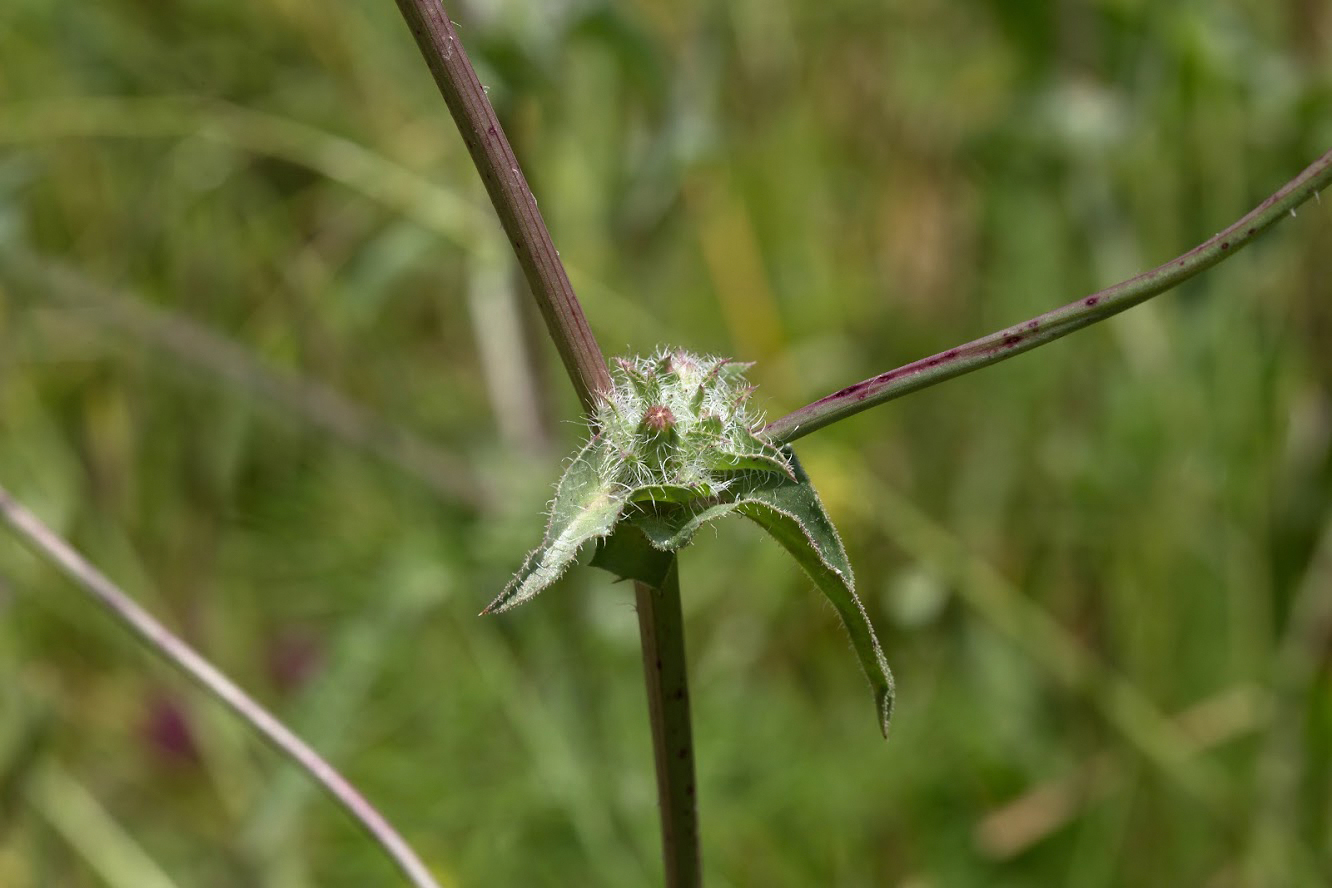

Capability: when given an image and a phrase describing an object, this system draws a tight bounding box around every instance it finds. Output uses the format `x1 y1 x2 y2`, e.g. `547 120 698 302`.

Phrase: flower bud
640 404 676 437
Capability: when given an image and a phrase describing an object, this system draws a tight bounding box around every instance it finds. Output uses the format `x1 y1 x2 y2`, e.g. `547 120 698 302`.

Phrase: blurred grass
1 0 1331 885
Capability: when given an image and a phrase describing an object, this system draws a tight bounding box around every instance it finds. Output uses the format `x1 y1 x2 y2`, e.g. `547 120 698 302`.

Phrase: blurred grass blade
0 250 487 509
0 96 481 248
241 572 446 873
857 473 1226 802
27 763 181 888
1249 517 1332 882
0 96 669 343
976 684 1269 859
466 236 548 454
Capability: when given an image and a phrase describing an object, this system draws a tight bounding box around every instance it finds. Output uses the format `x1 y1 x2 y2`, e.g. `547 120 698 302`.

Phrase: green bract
484 350 895 737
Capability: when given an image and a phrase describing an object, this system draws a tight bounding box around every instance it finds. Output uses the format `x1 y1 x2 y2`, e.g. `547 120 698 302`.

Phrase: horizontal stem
766 147 1332 444
0 485 441 888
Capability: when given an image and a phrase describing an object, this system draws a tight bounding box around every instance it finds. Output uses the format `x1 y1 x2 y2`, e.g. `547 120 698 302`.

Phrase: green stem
391 0 611 409
766 147 1332 444
634 562 701 888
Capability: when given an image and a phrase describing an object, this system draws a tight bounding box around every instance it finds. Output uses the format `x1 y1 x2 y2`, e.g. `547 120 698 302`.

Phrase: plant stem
391 0 611 409
0 485 442 888
634 562 701 888
765 147 1332 444
389 3 701 882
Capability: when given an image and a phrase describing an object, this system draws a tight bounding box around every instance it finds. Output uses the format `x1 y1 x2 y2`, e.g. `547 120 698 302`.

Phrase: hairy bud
639 404 676 436
595 349 792 495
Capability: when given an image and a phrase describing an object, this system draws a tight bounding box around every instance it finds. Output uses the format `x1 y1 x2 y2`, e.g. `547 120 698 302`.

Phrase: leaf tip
878 693 895 740
876 664 897 739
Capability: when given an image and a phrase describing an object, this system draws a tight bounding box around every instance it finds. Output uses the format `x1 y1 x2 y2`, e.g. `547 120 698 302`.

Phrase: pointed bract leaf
703 450 794 478
483 440 625 614
735 452 895 737
627 484 708 505
618 452 896 737
631 502 743 552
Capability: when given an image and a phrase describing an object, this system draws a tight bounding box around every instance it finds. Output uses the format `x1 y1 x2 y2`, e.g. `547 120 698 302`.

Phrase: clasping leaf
485 351 896 737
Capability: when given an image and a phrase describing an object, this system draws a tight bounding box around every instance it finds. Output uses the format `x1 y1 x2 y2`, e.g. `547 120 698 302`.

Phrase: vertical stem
391 0 611 408
389 3 701 882
634 559 701 888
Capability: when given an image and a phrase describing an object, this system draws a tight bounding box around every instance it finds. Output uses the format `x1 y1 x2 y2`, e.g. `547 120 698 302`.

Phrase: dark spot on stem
1026 320 1039 330
1003 334 1023 348
825 382 864 401
824 354 969 403
1247 228 1255 236
1085 296 1099 307
1220 241 1230 250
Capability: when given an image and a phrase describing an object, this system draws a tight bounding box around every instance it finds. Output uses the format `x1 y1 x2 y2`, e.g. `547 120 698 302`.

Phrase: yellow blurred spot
685 172 785 363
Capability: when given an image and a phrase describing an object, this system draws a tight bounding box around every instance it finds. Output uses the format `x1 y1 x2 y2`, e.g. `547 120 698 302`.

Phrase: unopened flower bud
640 404 676 437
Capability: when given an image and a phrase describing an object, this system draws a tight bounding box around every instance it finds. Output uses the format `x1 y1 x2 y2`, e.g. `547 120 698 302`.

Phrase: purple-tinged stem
389 4 699 884
0 485 442 888
766 147 1332 444
391 0 611 409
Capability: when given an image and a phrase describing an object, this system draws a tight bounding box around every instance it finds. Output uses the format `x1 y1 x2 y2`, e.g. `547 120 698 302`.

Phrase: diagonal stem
0 485 442 888
766 148 1332 444
391 0 611 408
634 562 701 888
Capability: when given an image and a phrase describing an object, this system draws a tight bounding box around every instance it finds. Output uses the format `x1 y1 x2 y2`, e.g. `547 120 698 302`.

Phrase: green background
2 0 1330 885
